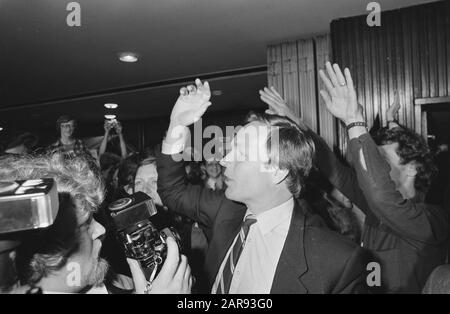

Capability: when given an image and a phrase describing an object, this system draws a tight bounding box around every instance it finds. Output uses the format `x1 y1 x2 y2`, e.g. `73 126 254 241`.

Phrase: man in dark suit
156 79 368 294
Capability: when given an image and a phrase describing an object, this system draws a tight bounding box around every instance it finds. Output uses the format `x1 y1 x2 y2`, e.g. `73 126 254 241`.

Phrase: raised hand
104 120 112 134
319 62 363 125
259 87 300 124
127 237 192 294
170 78 212 127
386 91 401 122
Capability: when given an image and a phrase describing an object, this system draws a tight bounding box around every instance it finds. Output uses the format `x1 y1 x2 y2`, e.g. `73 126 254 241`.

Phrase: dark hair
56 115 77 133
373 126 437 193
246 113 315 198
0 153 104 284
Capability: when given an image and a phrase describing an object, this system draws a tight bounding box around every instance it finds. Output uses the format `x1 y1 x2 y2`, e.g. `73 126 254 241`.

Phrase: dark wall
3 109 260 154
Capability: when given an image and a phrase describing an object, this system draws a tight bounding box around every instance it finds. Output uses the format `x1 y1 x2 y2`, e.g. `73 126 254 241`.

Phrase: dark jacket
312 131 449 293
157 151 369 294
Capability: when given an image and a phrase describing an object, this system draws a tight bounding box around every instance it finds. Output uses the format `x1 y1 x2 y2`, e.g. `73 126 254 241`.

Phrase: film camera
108 192 181 281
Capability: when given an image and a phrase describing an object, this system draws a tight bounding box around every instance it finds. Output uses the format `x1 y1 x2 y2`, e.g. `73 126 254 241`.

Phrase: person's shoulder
423 265 450 294
305 216 360 255
301 206 363 263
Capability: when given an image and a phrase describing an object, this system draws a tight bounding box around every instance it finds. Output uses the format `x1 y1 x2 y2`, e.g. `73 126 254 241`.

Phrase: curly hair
373 126 437 194
246 112 315 198
0 152 105 284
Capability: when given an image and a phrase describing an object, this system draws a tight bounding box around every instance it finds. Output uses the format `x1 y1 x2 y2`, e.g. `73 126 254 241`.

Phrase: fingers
187 85 197 95
319 69 335 95
319 90 332 107
126 258 147 293
333 64 347 86
179 87 188 96
173 254 192 294
270 86 283 98
344 68 354 90
325 62 340 87
158 237 180 281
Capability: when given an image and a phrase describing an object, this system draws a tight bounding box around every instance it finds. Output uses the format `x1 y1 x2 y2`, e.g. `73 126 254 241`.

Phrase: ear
405 162 417 177
271 168 289 185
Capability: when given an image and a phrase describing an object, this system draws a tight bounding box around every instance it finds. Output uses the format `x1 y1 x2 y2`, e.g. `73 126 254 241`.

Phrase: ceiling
0 0 436 131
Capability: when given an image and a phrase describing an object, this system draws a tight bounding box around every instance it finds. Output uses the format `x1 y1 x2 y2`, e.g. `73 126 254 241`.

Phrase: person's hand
127 237 192 294
386 91 400 122
104 120 112 134
115 121 123 135
170 78 212 128
319 62 364 125
259 87 300 124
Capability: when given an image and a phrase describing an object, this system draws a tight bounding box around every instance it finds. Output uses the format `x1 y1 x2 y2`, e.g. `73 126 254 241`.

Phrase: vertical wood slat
331 0 447 138
315 34 335 148
436 5 446 97
282 42 301 118
298 39 317 132
420 7 430 99
447 0 450 96
428 5 438 98
385 12 395 126
401 8 413 129
267 45 283 96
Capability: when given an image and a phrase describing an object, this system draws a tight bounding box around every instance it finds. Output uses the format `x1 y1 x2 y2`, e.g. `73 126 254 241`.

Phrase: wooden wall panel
316 35 336 149
330 0 449 145
267 35 336 149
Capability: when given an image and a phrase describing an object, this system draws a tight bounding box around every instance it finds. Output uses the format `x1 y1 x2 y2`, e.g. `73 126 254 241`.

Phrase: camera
0 178 59 293
0 179 59 234
108 192 181 281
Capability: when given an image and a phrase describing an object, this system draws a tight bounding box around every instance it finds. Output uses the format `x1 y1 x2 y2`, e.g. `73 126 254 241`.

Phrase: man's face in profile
66 210 108 290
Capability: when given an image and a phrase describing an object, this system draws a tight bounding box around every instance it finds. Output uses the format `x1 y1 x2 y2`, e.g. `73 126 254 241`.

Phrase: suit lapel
205 207 245 286
271 200 308 294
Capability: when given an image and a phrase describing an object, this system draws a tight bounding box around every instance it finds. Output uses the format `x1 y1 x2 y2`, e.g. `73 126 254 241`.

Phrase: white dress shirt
211 198 294 294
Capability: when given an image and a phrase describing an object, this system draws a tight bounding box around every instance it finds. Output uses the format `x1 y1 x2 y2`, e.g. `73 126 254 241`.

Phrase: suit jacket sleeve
156 150 223 228
332 246 369 294
348 133 448 246
310 130 370 214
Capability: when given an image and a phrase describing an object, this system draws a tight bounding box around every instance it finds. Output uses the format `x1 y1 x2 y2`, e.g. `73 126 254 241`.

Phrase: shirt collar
245 197 294 236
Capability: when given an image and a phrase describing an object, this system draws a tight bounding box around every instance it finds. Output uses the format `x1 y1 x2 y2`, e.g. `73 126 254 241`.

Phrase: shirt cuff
162 126 189 155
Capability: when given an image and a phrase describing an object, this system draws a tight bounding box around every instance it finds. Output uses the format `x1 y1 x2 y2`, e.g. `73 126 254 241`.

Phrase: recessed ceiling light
104 103 118 109
104 114 116 120
0 127 3 131
119 52 138 63
212 90 223 96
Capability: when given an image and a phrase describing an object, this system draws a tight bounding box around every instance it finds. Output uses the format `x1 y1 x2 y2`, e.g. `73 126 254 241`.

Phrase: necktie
216 215 257 294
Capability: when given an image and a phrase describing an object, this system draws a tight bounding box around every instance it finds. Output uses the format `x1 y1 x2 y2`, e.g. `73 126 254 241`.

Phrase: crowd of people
0 62 449 294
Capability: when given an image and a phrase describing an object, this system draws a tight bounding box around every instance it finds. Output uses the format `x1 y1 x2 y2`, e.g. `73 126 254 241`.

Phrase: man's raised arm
157 79 222 228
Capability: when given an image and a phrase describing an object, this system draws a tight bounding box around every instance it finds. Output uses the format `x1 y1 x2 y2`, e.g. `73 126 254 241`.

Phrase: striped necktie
216 215 257 294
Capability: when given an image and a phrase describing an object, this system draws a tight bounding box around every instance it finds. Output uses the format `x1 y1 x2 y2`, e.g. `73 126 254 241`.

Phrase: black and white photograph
0 0 449 299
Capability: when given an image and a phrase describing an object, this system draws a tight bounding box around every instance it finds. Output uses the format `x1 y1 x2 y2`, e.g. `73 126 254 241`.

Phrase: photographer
47 115 91 158
99 119 127 161
0 153 192 294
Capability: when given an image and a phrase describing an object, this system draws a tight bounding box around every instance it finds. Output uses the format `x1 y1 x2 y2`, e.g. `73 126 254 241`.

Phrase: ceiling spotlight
119 52 138 63
212 90 223 96
104 103 118 109
104 114 116 120
0 127 3 131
